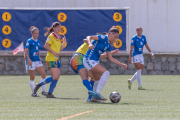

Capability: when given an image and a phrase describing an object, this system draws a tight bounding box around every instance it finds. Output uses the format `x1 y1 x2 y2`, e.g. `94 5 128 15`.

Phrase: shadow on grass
87 102 143 105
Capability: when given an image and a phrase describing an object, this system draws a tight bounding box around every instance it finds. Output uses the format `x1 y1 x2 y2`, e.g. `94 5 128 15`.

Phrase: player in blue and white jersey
25 26 47 97
128 27 154 90
83 26 127 100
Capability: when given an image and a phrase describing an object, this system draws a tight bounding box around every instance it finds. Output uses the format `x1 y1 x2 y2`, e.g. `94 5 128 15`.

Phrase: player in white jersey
128 27 154 90
83 26 127 100
25 26 47 97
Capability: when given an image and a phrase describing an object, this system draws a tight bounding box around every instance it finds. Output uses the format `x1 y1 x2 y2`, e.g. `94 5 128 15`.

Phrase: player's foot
41 91 48 96
138 86 146 90
33 83 41 94
86 98 91 102
90 97 103 102
128 80 132 90
88 91 101 100
97 93 107 101
31 93 39 97
46 93 56 98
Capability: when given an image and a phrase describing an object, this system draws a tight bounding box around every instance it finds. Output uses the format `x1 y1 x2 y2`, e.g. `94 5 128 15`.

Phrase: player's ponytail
29 26 39 33
44 22 61 37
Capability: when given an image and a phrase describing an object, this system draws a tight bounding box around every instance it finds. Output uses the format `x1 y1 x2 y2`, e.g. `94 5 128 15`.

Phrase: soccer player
83 26 127 100
70 39 119 102
25 26 47 97
33 22 66 98
128 27 154 90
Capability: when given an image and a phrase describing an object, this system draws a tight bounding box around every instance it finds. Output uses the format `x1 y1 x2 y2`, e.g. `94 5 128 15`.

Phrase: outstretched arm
99 49 119 59
106 51 127 69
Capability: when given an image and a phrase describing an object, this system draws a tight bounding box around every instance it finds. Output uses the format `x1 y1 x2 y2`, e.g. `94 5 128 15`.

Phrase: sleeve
107 44 111 52
46 35 53 44
97 35 108 42
131 37 135 46
25 40 30 49
144 36 147 45
38 40 41 50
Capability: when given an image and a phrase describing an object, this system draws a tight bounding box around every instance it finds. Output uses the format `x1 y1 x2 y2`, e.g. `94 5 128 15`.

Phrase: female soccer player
25 26 47 97
33 22 66 98
70 39 119 102
83 26 127 100
128 27 154 90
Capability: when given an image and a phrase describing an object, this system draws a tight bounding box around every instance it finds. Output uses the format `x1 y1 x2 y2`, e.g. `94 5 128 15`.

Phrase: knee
104 71 110 76
52 76 59 80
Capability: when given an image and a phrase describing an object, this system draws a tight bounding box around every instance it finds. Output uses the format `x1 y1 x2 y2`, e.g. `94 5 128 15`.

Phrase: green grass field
0 75 180 120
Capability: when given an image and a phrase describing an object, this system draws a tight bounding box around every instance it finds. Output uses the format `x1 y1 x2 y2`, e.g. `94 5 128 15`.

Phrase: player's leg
128 55 140 90
28 70 37 96
46 67 60 98
90 64 110 100
36 64 47 96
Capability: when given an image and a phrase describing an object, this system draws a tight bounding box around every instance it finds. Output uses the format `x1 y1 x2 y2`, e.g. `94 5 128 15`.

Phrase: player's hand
53 51 60 57
151 52 154 59
28 59 32 66
89 44 94 49
61 34 66 41
122 64 127 69
112 49 119 54
128 57 132 64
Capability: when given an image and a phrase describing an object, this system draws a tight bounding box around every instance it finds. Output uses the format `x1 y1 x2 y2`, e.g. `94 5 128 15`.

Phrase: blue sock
40 76 53 86
48 80 58 93
83 79 93 91
90 80 95 89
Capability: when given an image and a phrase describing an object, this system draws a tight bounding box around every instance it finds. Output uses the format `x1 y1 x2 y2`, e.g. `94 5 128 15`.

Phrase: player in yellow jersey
70 39 119 102
33 22 66 98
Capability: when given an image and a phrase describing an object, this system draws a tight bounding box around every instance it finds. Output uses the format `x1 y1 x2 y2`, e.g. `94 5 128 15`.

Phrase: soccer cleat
128 80 132 90
46 93 56 98
33 83 41 94
88 91 101 100
91 97 103 103
86 98 91 102
31 93 39 97
97 93 107 101
41 91 48 96
138 86 146 90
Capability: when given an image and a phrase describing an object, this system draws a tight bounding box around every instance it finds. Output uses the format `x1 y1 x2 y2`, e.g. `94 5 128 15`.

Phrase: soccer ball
110 92 121 103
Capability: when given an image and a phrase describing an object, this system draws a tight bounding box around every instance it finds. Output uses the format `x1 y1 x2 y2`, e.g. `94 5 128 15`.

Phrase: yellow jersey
75 43 88 55
45 33 61 61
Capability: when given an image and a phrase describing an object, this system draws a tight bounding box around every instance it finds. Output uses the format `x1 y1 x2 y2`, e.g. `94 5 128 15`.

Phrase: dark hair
96 32 108 35
44 22 61 37
109 26 119 34
29 26 39 33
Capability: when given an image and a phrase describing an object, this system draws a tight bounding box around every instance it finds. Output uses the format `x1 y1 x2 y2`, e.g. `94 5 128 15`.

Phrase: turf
0 75 180 120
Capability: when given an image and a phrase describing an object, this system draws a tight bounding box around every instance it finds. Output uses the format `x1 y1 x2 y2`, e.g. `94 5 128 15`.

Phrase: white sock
29 80 35 93
137 69 142 87
130 72 137 83
96 71 110 93
93 81 99 92
41 78 46 92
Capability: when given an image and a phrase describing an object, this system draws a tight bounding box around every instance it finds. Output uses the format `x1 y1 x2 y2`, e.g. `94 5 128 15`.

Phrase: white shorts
131 54 144 65
26 61 43 70
83 57 99 71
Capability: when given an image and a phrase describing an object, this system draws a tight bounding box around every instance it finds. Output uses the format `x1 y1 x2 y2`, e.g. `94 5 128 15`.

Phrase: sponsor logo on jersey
140 42 143 45
33 52 39 56
139 48 143 51
101 35 105 39
26 42 29 46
